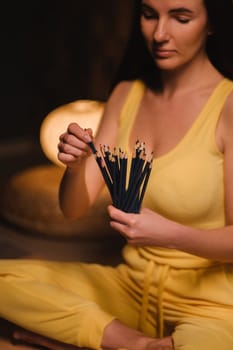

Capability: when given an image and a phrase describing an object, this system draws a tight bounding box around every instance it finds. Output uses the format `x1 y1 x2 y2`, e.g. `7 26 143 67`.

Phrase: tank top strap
188 78 233 153
117 80 146 150
182 78 233 140
201 78 233 121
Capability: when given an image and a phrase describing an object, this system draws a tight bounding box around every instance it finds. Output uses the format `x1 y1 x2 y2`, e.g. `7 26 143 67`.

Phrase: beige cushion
0 164 116 238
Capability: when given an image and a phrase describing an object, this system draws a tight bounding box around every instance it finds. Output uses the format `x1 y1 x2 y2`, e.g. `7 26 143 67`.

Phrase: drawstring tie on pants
138 260 170 338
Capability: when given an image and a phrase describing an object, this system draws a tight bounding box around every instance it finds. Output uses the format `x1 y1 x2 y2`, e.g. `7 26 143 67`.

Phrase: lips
153 49 175 58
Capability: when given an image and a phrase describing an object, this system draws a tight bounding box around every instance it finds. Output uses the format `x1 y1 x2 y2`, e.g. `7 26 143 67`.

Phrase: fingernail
84 134 91 142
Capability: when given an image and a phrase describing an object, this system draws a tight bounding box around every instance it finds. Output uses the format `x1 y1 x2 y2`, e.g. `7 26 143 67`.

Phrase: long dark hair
204 0 233 79
111 0 233 91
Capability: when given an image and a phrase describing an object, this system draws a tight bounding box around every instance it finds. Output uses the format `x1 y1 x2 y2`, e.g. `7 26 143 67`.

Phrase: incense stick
88 140 153 213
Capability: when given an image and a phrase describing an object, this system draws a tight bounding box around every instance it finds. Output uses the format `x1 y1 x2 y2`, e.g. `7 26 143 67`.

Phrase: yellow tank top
118 78 233 268
118 78 233 229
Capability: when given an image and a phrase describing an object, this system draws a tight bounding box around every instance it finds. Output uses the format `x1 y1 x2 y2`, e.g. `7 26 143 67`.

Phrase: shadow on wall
0 0 134 141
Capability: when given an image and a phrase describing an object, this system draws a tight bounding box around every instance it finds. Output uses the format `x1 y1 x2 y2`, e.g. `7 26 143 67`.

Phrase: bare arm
58 81 133 219
108 90 233 262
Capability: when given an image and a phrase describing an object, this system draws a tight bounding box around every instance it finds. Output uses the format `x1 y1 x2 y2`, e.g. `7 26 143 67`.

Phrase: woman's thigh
0 259 141 328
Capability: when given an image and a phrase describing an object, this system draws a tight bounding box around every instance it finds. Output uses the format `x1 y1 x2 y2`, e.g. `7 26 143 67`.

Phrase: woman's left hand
107 205 180 247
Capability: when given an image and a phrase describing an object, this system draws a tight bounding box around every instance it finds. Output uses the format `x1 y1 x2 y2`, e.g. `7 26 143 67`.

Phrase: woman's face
140 0 210 72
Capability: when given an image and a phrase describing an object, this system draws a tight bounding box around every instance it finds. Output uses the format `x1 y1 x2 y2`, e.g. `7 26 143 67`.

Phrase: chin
154 58 186 72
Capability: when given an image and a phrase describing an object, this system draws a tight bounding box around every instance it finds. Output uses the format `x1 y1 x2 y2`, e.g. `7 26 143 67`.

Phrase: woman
1 0 233 349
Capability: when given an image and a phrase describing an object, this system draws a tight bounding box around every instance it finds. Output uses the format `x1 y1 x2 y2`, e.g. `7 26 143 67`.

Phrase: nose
153 19 170 43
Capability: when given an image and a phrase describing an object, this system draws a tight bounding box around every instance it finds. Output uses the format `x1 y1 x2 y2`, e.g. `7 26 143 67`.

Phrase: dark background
0 1 134 264
0 1 134 142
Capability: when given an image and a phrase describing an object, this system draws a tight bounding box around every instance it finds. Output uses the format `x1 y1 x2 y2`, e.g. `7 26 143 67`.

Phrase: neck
159 54 221 97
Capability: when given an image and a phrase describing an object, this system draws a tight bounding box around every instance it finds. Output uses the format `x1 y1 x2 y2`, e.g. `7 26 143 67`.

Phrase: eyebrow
141 3 194 15
169 7 194 15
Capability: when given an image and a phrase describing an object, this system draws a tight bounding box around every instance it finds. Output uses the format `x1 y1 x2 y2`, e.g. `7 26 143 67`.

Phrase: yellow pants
0 250 233 349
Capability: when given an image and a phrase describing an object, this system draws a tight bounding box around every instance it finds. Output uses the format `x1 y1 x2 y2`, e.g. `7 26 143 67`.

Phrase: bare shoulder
105 80 135 110
99 80 136 125
94 80 136 145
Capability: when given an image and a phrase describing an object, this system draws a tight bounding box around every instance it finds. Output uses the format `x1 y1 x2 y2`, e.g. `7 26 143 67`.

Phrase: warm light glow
40 100 105 167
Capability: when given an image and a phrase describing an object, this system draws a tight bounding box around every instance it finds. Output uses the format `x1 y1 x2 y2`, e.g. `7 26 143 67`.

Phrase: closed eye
175 16 191 24
170 8 193 24
141 4 158 20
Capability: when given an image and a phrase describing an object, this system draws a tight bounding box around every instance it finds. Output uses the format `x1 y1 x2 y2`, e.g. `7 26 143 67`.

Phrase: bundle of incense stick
88 140 153 213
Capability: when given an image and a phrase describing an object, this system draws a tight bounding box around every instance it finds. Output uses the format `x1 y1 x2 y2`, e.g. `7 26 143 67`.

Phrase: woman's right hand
57 122 93 169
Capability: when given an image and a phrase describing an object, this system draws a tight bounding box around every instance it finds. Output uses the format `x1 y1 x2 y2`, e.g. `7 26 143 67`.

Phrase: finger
107 205 126 222
58 141 89 158
107 205 135 226
59 132 66 142
67 123 92 143
61 132 90 151
57 152 78 165
109 219 126 232
85 128 93 138
109 220 137 244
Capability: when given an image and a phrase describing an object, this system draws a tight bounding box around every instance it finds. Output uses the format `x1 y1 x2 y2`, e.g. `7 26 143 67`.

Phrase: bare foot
0 337 41 350
145 336 174 350
13 330 89 350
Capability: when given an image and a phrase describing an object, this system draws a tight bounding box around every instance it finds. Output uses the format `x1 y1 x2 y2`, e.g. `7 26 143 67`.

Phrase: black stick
137 155 153 211
118 152 127 208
